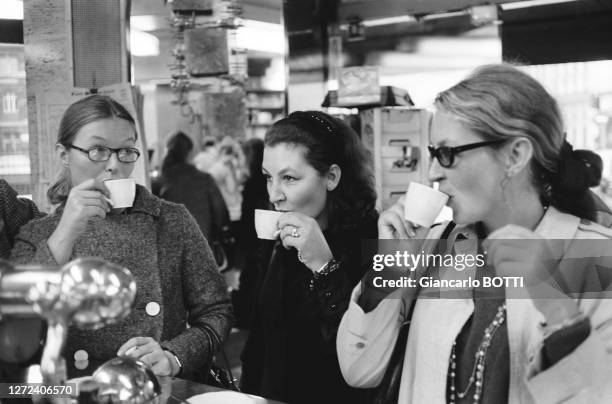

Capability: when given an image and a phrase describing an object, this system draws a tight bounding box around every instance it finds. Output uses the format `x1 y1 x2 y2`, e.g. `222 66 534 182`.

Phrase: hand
117 337 179 377
484 225 579 325
277 212 333 273
378 196 418 239
56 178 112 237
47 178 112 264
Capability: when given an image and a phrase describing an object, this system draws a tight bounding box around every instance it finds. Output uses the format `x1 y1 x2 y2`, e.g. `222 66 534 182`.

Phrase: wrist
310 257 332 273
163 350 182 376
47 230 77 265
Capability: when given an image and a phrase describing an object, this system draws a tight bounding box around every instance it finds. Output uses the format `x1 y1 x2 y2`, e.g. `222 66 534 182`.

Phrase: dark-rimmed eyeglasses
428 140 506 168
66 144 140 163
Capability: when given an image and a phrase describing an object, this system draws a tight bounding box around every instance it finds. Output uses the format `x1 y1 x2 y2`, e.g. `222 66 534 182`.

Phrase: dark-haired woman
153 131 229 242
240 111 378 404
11 95 232 381
337 64 612 403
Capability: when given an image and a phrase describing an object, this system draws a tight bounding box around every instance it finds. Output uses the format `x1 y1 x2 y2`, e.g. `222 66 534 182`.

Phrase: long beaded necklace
448 302 507 404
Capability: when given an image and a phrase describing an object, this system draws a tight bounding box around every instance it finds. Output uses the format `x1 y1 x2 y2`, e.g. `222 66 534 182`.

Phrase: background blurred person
337 64 612 403
153 130 229 243
201 136 246 224
193 137 219 173
232 138 268 327
11 95 232 381
240 111 378 404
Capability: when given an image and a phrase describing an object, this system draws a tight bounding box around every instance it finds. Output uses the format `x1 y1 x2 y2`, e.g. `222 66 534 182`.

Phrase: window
0 43 31 194
3 92 18 114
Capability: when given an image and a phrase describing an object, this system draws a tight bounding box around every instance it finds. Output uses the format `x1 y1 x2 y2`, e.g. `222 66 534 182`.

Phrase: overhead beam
339 0 518 21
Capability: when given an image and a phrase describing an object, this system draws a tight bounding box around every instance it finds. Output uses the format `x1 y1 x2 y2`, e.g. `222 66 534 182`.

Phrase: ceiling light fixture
500 0 582 10
130 29 160 57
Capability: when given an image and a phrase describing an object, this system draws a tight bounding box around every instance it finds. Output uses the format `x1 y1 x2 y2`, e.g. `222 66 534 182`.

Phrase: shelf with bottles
245 89 286 134
245 89 285 110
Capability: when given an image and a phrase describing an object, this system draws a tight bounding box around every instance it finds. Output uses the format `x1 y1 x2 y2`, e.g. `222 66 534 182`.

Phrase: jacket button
146 302 161 316
74 349 88 361
325 291 332 298
75 360 89 370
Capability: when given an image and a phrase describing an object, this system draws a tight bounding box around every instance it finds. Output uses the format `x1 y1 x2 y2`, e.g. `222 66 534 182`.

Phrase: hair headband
309 114 335 135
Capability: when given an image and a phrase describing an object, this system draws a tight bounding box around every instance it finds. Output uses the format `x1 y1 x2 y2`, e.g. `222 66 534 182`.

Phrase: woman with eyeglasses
10 95 232 381
337 64 612 403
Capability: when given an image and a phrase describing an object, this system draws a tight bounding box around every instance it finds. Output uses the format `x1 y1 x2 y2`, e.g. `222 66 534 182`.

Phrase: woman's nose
268 181 284 204
428 157 444 183
104 152 120 173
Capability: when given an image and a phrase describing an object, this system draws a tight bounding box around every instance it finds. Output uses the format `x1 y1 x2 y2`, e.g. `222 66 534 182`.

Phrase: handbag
202 324 240 392
371 222 456 404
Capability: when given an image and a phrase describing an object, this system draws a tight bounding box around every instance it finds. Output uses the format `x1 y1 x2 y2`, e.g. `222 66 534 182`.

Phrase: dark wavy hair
47 95 136 204
264 111 377 232
161 131 193 176
435 63 606 222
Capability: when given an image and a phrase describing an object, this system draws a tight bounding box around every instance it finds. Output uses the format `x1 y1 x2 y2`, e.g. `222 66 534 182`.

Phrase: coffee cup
254 209 283 240
404 182 449 228
104 178 136 209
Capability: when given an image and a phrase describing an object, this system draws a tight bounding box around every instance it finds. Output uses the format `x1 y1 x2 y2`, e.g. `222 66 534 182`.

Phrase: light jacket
337 207 612 403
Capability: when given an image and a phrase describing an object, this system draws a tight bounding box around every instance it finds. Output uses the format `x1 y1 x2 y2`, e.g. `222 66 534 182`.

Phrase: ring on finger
291 227 300 238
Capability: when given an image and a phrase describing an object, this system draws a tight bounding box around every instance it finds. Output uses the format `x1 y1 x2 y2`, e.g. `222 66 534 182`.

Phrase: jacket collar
129 184 162 218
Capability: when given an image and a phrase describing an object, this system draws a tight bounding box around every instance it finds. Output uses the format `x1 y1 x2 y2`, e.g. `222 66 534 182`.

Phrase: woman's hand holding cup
278 212 333 273
59 178 112 234
48 178 112 264
378 196 418 239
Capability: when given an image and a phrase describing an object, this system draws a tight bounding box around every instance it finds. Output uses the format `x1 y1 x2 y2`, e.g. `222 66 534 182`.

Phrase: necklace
448 303 506 404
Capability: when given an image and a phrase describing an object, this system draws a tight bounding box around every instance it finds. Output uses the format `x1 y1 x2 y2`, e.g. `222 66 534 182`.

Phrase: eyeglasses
66 144 140 163
428 140 506 168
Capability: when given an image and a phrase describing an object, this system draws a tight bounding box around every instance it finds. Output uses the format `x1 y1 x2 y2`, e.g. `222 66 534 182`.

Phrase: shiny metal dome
93 357 161 404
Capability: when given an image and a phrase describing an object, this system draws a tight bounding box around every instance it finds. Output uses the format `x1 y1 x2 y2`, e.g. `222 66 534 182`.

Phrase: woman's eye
263 173 271 181
283 175 296 182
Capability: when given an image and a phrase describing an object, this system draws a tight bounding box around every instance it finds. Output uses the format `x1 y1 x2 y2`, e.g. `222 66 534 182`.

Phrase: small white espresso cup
104 178 136 209
404 182 449 228
255 209 283 240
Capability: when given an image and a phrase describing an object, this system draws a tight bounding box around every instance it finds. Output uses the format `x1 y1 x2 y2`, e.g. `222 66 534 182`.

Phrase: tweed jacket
10 185 233 379
338 207 612 403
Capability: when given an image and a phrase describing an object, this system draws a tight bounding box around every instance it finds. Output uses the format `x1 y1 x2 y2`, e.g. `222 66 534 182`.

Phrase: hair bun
554 142 602 192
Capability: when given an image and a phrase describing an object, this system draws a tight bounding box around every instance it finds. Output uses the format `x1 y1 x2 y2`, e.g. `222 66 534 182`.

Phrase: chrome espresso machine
0 258 160 403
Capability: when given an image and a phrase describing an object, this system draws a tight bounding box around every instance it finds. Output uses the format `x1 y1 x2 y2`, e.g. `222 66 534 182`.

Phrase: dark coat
10 185 233 380
0 179 43 258
152 163 229 241
241 212 378 404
